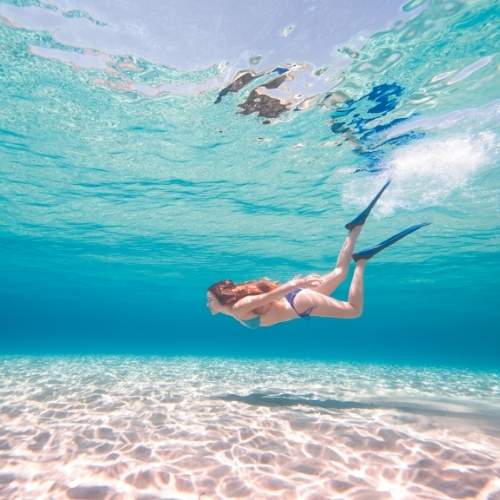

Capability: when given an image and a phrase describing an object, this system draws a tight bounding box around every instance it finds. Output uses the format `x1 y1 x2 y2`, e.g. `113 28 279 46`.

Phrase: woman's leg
314 225 363 296
296 260 366 319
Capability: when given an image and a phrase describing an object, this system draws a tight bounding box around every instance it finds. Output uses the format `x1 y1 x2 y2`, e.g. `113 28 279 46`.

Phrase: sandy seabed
0 356 499 499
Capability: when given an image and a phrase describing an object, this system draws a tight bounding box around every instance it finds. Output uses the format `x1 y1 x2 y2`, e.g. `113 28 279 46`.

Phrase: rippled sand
0 356 499 499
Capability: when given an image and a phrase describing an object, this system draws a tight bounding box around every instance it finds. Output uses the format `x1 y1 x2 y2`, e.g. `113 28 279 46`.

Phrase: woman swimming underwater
207 180 430 329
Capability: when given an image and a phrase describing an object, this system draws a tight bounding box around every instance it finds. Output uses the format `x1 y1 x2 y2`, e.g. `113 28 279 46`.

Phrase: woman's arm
233 275 323 316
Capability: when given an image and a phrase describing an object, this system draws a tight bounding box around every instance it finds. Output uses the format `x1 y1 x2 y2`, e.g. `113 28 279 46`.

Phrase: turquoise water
0 0 499 369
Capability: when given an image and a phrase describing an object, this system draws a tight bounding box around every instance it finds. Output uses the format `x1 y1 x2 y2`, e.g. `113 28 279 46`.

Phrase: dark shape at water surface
238 72 291 119
238 90 290 119
215 66 292 120
214 70 260 104
215 66 289 104
323 82 431 172
329 83 405 131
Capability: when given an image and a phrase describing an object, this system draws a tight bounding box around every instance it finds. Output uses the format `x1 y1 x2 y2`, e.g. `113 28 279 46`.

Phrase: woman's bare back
239 298 298 327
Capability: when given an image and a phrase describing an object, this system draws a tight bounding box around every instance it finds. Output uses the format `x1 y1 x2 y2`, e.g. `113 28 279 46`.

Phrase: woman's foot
345 179 391 230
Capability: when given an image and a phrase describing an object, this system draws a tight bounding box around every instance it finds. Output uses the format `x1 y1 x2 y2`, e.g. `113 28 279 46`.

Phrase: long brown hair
208 278 279 306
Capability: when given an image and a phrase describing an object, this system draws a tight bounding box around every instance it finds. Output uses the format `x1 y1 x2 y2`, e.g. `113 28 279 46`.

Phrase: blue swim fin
345 180 391 230
352 222 431 262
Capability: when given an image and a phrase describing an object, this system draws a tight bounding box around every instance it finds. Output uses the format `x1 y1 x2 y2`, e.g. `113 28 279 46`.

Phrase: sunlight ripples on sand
1 356 499 499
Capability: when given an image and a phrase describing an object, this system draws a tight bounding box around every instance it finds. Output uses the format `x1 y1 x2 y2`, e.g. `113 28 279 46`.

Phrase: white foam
344 132 496 216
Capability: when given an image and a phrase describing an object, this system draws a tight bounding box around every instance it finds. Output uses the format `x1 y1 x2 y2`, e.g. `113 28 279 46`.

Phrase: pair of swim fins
344 179 431 262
